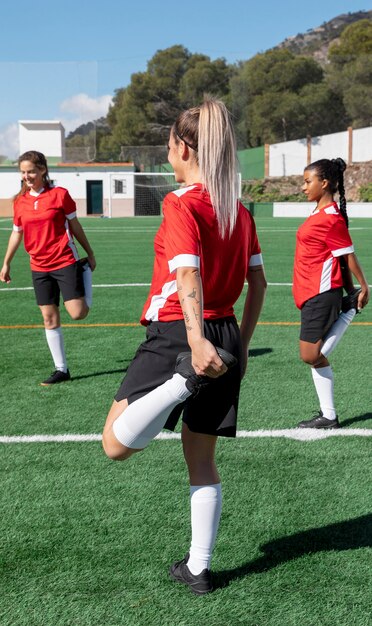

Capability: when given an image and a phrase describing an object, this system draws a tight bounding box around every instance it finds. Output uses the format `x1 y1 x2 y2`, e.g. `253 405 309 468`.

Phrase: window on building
114 179 127 194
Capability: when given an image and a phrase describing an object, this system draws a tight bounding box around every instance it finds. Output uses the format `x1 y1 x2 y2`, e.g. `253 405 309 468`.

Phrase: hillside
242 161 372 203
275 10 372 65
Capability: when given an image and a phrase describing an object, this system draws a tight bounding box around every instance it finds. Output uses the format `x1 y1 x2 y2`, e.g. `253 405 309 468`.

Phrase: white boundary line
1 282 294 292
1 226 370 233
3 282 372 293
0 428 371 444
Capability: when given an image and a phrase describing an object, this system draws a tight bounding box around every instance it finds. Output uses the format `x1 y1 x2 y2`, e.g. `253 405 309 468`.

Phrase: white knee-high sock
321 309 355 358
112 373 191 449
187 483 222 575
311 366 336 420
82 264 92 308
45 327 68 372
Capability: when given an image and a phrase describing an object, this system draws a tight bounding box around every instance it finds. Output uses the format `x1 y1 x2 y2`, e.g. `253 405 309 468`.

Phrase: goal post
133 172 180 216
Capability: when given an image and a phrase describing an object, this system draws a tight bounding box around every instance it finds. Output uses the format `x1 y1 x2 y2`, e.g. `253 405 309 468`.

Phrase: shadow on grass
214 513 372 589
248 348 273 358
340 412 372 427
71 368 128 381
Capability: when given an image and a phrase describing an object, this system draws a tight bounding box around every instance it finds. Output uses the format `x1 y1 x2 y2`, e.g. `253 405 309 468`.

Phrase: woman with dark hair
0 150 96 385
102 98 267 594
293 158 369 429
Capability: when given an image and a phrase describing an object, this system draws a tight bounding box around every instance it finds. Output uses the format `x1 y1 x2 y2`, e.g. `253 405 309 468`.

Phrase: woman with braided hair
293 157 369 429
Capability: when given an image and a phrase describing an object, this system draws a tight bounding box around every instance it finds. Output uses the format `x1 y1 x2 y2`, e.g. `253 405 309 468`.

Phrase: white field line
0 227 159 233
257 227 371 232
0 283 151 292
1 226 370 233
0 429 371 445
0 282 293 292
2 282 372 293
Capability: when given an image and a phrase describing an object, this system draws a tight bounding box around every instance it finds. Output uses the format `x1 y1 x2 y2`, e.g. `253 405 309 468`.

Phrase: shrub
241 181 303 203
359 184 372 202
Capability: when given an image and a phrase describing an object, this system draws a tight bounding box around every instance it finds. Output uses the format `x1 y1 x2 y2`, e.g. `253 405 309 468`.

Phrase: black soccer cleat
169 553 213 595
175 347 237 395
341 287 362 314
40 369 71 386
297 410 340 429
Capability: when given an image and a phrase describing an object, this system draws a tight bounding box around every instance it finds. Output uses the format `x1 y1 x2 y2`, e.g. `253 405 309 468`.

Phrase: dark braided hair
305 158 348 227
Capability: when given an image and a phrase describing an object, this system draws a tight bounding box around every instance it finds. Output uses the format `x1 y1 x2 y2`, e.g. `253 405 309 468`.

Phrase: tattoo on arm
193 306 202 330
187 287 200 304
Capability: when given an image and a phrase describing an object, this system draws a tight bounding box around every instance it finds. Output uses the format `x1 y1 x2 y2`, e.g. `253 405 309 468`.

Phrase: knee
185 456 219 485
300 348 322 366
102 431 137 461
301 352 326 367
70 305 89 320
102 441 132 461
42 316 59 329
301 354 317 366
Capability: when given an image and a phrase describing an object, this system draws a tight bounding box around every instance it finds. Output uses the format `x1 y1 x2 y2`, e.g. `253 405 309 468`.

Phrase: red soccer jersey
141 183 262 324
293 202 354 309
13 187 79 272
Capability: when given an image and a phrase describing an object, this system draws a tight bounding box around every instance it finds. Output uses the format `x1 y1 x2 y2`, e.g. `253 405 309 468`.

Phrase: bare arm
344 252 369 309
176 266 226 377
68 217 96 270
240 265 267 376
0 230 23 283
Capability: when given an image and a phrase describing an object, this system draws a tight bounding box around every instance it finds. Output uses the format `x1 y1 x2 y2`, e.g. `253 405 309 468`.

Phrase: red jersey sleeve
326 219 354 257
59 188 77 218
247 212 263 266
13 199 23 231
163 193 200 272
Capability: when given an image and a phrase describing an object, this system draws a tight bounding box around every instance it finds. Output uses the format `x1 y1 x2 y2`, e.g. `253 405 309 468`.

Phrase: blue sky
0 0 370 157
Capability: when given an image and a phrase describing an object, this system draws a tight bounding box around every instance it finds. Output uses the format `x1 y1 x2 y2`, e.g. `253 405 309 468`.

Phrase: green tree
327 20 372 127
328 19 372 63
230 48 345 147
100 46 232 160
179 56 232 107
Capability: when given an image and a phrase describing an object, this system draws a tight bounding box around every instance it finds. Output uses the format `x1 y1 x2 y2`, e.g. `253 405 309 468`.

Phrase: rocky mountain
275 10 372 65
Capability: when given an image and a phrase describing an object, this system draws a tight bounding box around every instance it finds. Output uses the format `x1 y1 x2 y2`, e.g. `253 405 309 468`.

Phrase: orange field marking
1 321 372 329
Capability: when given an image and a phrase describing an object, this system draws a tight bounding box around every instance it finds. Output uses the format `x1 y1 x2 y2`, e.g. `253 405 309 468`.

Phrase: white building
0 162 140 218
19 120 66 162
0 120 145 217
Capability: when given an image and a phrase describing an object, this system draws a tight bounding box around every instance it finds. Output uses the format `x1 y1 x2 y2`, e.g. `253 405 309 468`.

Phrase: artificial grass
0 439 371 626
0 216 371 625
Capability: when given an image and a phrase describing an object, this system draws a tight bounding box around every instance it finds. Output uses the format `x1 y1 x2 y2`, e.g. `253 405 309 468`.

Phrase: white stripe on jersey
171 185 198 198
332 245 354 257
168 254 200 273
13 224 23 232
144 279 178 322
319 257 333 293
249 253 263 267
65 219 79 261
66 212 77 220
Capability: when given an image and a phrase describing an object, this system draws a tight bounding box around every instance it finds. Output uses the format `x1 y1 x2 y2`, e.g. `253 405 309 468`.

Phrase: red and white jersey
293 202 354 309
13 187 79 272
141 183 263 324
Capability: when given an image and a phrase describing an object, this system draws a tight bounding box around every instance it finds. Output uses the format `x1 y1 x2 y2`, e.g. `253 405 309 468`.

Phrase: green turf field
0 216 371 626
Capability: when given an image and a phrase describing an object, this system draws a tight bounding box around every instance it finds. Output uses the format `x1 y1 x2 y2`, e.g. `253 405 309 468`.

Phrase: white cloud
59 93 113 134
0 123 19 160
0 94 113 159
